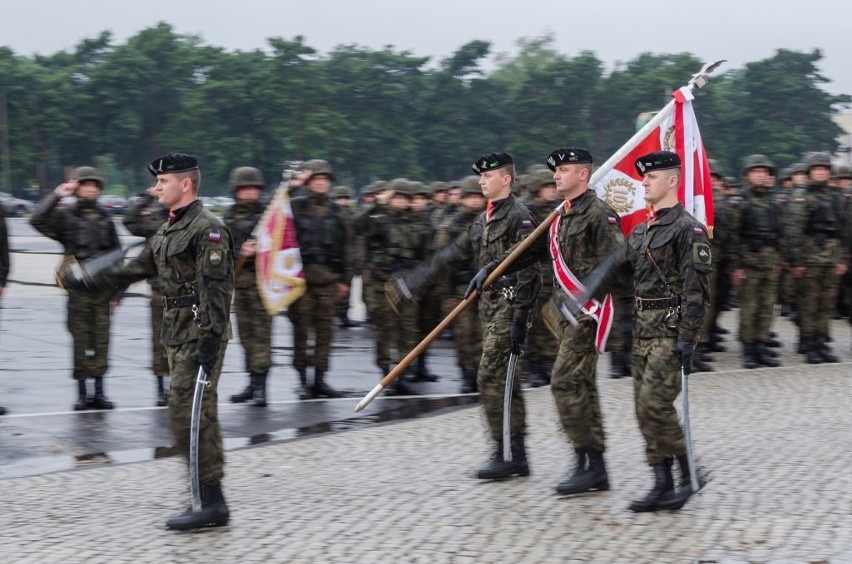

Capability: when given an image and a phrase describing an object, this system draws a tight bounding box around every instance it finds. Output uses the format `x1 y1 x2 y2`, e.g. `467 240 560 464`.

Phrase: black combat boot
712 324 729 336
385 373 417 396
691 346 713 373
414 356 439 382
460 367 478 394
252 371 268 407
628 458 674 512
0 406 6 415
475 436 529 480
312 369 343 398
806 338 824 364
742 343 759 369
74 379 90 411
297 369 316 400
166 482 230 531
156 376 169 407
527 360 551 387
555 449 610 495
754 342 780 367
657 455 696 511
230 374 256 403
816 336 839 363
90 378 114 410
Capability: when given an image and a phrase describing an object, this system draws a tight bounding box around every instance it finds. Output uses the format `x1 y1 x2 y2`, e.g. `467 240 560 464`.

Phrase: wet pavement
0 218 479 478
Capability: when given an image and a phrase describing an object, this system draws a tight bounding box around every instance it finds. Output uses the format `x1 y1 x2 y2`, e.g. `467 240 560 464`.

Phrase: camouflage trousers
478 292 526 440
166 341 227 485
632 337 685 465
289 283 337 372
150 290 169 377
234 277 273 373
551 318 605 452
371 280 418 369
526 282 558 363
738 266 778 343
447 291 482 371
798 266 840 339
67 288 111 380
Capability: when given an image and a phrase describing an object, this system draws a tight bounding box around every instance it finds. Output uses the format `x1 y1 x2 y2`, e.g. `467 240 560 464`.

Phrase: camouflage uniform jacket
448 194 540 314
106 200 234 345
354 204 430 281
290 192 353 285
627 204 711 342
31 193 121 261
553 191 625 301
223 199 265 287
783 181 848 267
434 205 480 293
729 185 782 271
123 193 169 289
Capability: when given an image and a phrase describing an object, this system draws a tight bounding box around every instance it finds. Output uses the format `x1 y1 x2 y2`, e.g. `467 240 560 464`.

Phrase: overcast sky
3 0 850 100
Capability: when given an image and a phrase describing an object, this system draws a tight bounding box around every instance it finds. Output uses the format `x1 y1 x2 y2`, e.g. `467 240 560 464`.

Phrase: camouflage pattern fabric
288 283 337 372
66 289 112 379
150 290 169 376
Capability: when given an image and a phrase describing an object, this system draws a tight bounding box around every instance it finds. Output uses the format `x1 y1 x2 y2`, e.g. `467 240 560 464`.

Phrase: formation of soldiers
0 147 848 528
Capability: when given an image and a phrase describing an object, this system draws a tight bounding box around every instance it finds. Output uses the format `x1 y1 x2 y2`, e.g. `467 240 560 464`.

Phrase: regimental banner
593 86 714 237
256 185 306 315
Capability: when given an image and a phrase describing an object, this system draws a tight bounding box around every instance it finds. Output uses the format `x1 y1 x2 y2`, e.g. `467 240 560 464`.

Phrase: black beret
472 152 514 175
546 147 593 171
148 153 199 177
634 151 681 176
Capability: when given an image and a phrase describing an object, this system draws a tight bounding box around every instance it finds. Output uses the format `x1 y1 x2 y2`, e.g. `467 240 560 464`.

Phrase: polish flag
593 86 714 237
256 186 307 315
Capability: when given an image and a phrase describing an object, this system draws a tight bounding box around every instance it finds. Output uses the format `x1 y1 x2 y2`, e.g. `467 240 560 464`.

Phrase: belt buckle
635 297 643 311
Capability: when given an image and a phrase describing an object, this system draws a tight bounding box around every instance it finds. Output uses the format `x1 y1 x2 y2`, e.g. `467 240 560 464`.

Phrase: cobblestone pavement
3 355 852 563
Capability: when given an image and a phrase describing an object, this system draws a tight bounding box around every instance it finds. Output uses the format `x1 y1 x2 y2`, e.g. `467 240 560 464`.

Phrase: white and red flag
255 186 306 315
593 86 714 237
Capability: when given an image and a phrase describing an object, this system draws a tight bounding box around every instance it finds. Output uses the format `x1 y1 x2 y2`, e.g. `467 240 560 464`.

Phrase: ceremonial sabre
502 352 521 461
189 365 209 511
681 367 701 493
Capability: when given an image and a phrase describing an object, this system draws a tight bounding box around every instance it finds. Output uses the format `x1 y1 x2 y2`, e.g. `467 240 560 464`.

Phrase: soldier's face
554 164 586 199
447 188 462 204
307 174 332 194
745 167 769 187
156 173 190 208
390 194 410 211
76 181 100 201
538 184 558 202
479 169 511 201
235 186 261 202
411 195 429 212
642 170 679 206
461 193 486 211
792 172 808 185
809 166 832 183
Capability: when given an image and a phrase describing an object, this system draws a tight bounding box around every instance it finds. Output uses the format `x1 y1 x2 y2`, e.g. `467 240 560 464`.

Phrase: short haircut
499 164 516 184
177 169 201 191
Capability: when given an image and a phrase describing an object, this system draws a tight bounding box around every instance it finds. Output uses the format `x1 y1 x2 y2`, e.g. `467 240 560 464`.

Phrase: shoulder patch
607 216 618 224
520 219 533 228
693 242 711 266
208 231 221 242
693 226 704 235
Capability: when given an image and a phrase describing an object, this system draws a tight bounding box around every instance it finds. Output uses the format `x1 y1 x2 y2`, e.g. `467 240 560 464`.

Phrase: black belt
485 276 518 294
163 294 199 310
635 295 681 311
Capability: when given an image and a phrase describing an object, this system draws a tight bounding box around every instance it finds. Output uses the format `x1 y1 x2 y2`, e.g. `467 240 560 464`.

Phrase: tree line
0 22 848 198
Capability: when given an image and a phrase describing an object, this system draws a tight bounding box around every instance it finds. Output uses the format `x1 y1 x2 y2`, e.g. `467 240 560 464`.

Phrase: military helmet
332 185 353 199
525 163 549 175
741 154 776 176
389 177 412 197
708 159 724 178
835 165 852 179
71 166 105 187
371 180 388 193
229 166 265 190
409 181 431 197
789 162 807 175
779 167 793 182
528 171 556 194
460 175 482 196
804 152 833 171
302 159 335 181
430 181 448 193
723 176 740 189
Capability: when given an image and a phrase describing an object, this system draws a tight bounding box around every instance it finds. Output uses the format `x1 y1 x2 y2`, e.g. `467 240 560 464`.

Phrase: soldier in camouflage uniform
0 204 9 415
31 166 121 411
730 155 783 369
289 159 352 399
833 166 852 320
432 176 485 393
592 152 710 512
410 181 440 382
784 152 847 363
123 185 171 405
404 153 541 479
543 148 625 497
223 167 273 407
521 170 560 387
93 153 234 530
355 179 430 395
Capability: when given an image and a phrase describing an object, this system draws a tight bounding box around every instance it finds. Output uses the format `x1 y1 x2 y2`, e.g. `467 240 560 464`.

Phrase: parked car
0 192 35 217
98 195 129 215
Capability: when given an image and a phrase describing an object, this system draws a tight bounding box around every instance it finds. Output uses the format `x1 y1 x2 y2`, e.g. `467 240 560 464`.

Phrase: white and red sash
549 204 614 353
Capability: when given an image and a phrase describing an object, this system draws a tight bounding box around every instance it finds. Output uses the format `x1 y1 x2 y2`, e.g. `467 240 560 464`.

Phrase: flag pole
354 60 725 414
